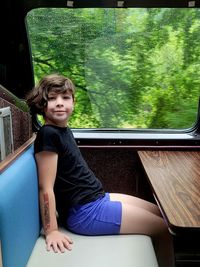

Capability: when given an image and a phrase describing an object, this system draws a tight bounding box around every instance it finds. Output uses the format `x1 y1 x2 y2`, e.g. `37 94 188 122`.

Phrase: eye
48 96 56 101
63 95 71 100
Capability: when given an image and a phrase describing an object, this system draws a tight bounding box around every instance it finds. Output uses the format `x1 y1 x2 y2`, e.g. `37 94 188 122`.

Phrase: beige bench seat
27 228 159 267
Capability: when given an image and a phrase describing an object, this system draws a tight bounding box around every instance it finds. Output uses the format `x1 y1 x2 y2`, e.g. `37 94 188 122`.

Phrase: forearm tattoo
43 193 50 232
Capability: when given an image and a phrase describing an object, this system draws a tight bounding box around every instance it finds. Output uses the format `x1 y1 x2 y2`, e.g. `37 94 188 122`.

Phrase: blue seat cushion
0 145 40 267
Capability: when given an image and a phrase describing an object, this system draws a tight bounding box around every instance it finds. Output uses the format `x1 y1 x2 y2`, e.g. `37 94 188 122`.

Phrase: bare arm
35 151 73 253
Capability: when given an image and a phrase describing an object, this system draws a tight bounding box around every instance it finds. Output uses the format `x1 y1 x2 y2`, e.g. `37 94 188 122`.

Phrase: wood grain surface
0 241 2 267
0 135 35 173
138 151 200 231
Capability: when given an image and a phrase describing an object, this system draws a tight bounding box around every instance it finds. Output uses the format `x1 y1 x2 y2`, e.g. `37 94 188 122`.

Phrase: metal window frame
0 107 14 161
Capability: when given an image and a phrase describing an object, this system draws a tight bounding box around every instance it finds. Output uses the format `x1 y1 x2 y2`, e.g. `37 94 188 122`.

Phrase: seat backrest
0 145 40 267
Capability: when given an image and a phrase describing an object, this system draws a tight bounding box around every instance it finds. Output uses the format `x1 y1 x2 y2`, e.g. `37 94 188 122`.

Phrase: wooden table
139 150 200 266
138 150 200 234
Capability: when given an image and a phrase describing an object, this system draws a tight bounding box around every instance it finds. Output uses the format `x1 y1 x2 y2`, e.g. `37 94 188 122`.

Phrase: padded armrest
0 146 40 267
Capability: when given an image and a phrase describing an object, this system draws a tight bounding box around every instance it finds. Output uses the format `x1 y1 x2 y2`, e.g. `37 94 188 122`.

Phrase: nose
55 95 64 106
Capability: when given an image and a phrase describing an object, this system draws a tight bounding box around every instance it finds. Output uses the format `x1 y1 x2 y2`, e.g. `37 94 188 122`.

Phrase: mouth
54 111 66 116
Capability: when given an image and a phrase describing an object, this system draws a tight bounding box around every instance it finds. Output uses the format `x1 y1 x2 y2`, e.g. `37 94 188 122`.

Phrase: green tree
27 8 200 129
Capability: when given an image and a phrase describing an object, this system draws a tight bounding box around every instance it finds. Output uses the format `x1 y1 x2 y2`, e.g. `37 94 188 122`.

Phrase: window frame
0 107 14 161
2 0 200 147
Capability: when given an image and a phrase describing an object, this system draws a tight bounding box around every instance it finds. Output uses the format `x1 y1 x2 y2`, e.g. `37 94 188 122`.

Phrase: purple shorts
66 193 122 235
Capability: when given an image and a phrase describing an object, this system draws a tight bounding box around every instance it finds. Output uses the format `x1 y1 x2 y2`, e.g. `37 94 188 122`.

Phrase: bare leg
110 193 175 267
110 193 161 217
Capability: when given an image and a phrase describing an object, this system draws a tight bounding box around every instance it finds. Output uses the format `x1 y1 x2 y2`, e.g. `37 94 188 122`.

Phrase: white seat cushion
27 228 158 267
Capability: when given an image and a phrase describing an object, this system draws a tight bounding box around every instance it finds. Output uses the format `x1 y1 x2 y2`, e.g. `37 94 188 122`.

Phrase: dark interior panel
80 147 154 202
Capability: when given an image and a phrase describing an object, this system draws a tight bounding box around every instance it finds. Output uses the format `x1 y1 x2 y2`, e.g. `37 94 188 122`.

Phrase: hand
45 230 73 253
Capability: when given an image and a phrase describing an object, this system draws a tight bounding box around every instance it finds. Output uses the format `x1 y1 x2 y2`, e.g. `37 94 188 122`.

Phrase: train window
0 107 13 161
26 8 200 129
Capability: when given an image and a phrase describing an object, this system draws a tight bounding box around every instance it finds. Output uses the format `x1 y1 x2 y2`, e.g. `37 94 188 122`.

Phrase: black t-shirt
34 125 105 221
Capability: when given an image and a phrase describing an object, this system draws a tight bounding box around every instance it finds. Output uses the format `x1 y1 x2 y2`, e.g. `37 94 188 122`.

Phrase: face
44 91 74 127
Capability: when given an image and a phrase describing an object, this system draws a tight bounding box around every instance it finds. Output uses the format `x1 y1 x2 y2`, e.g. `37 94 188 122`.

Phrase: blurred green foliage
27 8 200 129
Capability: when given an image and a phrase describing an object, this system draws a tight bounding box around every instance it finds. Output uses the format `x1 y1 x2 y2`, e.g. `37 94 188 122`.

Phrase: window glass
26 8 200 129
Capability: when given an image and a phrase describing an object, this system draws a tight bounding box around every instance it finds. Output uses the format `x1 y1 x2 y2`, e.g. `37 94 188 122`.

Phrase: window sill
73 130 200 148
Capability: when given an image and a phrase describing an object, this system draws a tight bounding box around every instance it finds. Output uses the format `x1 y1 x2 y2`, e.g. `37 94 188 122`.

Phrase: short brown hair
26 74 75 115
